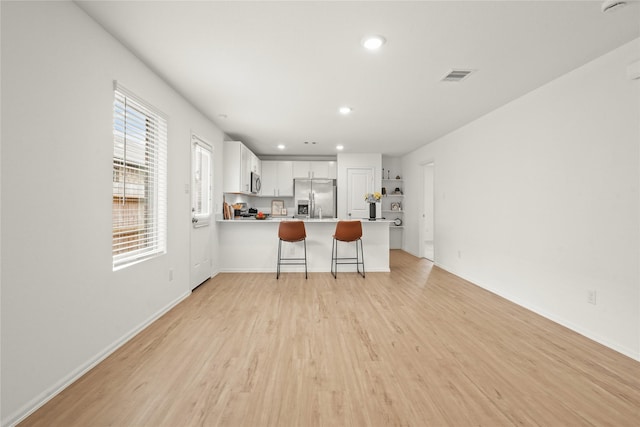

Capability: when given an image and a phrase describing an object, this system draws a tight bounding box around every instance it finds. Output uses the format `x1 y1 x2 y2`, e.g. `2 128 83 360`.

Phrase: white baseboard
4 291 191 427
435 262 640 362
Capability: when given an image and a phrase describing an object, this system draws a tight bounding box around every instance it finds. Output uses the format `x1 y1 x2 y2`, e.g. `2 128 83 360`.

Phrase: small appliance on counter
231 203 260 218
233 202 248 217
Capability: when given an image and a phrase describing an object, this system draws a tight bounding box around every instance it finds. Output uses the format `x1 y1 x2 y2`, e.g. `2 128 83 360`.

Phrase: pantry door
190 134 213 290
346 167 374 219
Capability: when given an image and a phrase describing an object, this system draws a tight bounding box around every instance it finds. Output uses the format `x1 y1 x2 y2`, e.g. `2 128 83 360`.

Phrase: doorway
346 167 374 219
420 162 434 261
190 133 213 290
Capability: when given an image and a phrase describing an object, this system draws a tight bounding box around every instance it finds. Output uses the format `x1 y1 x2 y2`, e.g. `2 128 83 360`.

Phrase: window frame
191 135 213 227
112 82 168 270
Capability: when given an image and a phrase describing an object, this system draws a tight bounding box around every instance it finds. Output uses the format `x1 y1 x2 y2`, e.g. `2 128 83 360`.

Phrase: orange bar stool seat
331 220 365 278
277 220 308 279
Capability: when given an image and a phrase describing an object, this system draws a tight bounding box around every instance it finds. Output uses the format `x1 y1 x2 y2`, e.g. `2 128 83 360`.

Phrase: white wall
0 2 3 423
382 155 402 181
0 2 225 425
402 38 640 360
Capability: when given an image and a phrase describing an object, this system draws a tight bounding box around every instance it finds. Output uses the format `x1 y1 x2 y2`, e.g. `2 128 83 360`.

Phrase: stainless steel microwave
250 172 261 194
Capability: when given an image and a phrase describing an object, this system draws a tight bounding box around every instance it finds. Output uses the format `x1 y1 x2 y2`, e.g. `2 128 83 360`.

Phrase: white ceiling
77 1 640 157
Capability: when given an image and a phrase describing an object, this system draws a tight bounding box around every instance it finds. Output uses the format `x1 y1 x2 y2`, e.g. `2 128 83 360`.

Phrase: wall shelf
382 160 404 249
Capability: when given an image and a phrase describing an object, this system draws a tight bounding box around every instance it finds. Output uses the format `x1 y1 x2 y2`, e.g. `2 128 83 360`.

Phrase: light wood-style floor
21 251 640 426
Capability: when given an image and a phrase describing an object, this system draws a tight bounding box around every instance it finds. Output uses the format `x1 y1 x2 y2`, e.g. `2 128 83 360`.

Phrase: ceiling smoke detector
441 69 475 82
601 0 627 12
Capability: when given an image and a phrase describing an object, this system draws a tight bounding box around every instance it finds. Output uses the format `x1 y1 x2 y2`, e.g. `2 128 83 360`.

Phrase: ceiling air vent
441 69 475 82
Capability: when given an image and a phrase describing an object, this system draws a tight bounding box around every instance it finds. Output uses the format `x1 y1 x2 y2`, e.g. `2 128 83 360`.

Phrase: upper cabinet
261 161 293 197
250 151 261 176
292 161 337 179
223 141 261 194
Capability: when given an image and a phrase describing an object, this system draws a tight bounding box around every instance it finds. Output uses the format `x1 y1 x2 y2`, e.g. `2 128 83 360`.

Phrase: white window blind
112 82 167 270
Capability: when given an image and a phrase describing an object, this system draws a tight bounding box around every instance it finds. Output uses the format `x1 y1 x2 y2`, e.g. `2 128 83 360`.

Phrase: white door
346 167 373 219
420 162 435 261
190 134 213 289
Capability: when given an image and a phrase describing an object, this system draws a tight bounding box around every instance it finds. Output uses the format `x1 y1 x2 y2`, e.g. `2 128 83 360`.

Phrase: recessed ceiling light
339 106 352 115
362 35 386 50
277 144 285 150
336 145 344 150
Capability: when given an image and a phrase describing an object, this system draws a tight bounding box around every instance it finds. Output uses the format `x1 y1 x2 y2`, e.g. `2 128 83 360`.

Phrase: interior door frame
419 161 435 261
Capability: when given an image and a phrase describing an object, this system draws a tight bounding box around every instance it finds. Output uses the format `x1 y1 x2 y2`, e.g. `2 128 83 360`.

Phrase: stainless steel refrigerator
294 179 336 218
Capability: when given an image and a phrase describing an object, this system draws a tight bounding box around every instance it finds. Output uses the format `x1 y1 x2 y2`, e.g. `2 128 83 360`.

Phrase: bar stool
331 220 365 278
277 220 308 279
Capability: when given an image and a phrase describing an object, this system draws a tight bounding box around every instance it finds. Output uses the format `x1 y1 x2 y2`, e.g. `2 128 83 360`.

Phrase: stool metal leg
303 239 308 279
277 239 282 279
277 238 308 279
358 238 365 278
331 238 365 279
331 238 337 279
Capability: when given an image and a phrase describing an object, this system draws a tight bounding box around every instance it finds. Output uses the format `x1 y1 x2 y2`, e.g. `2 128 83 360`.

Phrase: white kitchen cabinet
224 141 256 194
261 161 293 197
277 161 294 196
250 152 261 176
260 161 277 196
292 161 337 179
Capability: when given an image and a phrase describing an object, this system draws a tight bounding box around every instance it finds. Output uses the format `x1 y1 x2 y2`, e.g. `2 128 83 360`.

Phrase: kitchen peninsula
218 218 391 273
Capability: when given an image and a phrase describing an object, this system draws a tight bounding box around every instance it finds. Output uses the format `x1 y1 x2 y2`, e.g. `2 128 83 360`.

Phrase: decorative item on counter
364 192 382 203
271 199 285 217
255 211 266 220
391 202 402 211
381 187 386 196
364 192 382 220
393 187 403 194
396 175 401 180
394 217 403 226
223 202 230 219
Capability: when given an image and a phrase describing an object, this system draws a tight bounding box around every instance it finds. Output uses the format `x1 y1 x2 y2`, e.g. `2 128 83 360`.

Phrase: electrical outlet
587 290 596 305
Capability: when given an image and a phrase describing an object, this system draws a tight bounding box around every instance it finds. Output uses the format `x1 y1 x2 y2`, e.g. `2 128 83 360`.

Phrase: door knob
192 217 199 224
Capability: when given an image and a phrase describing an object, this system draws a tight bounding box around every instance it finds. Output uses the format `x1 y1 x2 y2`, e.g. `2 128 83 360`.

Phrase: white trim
4 291 191 427
113 80 168 120
191 132 213 150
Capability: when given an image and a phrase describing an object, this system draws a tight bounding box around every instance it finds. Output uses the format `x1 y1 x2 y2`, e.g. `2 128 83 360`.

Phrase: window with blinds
112 83 167 270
